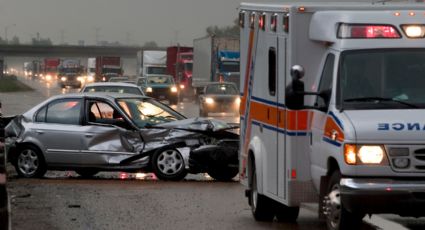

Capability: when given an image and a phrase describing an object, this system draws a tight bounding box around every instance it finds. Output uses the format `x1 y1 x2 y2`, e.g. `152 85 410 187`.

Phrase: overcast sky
0 0 271 46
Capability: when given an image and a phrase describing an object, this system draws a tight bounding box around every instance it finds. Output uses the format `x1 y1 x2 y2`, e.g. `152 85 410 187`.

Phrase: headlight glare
171 86 178 92
358 146 384 164
205 97 214 104
146 87 153 93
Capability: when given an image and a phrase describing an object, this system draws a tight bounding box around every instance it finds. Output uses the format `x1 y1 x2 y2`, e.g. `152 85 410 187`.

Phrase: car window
88 100 126 126
205 84 238 95
44 99 82 125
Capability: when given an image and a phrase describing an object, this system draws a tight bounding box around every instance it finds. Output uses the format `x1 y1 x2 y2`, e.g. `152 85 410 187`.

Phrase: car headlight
180 84 185 89
45 75 52 81
344 144 387 165
146 87 153 93
61 77 67 81
77 76 83 82
87 76 94 82
205 97 214 104
171 86 178 93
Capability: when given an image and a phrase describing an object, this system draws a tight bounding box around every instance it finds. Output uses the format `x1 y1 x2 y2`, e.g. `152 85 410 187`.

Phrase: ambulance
239 2 425 229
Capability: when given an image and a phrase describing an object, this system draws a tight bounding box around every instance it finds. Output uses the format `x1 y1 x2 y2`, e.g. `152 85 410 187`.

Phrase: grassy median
0 75 33 92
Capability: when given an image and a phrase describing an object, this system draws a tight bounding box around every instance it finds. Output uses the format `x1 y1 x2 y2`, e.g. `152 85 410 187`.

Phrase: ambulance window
268 48 277 96
316 54 335 110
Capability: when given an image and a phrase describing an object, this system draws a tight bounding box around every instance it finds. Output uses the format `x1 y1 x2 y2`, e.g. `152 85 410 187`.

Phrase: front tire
275 203 299 222
250 168 275 221
324 171 364 230
152 148 187 181
14 145 47 178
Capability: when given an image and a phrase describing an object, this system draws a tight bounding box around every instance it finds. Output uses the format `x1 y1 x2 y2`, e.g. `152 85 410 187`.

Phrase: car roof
83 82 139 87
50 92 149 100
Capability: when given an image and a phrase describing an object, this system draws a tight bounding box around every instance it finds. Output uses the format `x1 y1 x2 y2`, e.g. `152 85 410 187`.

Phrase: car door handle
35 130 44 134
85 133 94 138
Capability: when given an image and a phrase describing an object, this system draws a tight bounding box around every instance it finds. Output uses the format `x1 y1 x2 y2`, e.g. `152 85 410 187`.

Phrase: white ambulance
239 2 425 229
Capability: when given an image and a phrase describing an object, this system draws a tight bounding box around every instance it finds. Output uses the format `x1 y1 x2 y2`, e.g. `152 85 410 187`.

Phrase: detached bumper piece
341 178 425 217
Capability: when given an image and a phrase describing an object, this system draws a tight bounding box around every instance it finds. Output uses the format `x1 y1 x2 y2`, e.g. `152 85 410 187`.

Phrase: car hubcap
17 149 39 176
156 149 183 175
324 184 341 229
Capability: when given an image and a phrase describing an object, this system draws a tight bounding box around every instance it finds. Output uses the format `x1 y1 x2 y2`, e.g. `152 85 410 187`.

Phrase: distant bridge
0 44 144 58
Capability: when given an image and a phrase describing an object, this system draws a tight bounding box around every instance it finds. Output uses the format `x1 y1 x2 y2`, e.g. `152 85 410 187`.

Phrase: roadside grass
0 75 33 92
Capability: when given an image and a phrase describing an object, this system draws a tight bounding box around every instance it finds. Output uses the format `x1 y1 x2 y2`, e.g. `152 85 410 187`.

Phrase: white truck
137 49 167 77
192 36 240 94
239 2 425 230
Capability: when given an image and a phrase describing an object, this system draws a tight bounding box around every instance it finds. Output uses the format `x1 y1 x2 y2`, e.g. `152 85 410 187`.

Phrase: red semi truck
95 56 123 82
43 58 61 81
166 46 193 99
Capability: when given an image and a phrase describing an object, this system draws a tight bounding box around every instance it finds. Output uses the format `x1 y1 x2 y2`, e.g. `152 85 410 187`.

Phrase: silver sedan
5 93 239 181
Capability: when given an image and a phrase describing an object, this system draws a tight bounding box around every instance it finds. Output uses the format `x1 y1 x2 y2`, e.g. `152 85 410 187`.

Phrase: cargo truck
137 49 167 76
58 59 84 88
166 46 194 99
239 2 425 230
95 56 123 82
43 58 61 81
86 57 96 83
192 35 240 96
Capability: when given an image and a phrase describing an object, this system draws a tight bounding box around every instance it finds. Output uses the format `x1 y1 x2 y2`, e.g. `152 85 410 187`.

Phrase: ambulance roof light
401 25 425 38
270 13 277 32
259 13 266 31
283 13 289 33
250 12 256 29
239 11 246 28
337 23 401 39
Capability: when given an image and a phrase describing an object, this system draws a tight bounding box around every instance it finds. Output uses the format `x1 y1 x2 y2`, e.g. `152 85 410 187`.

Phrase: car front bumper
341 178 425 217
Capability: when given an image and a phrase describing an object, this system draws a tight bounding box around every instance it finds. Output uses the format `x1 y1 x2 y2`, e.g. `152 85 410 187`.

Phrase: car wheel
275 203 299 222
250 168 275 221
15 145 47 178
207 167 238 181
324 171 364 230
152 148 187 181
75 169 99 178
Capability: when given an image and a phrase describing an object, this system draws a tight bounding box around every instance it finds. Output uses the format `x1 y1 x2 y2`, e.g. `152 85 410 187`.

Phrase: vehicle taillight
338 23 401 39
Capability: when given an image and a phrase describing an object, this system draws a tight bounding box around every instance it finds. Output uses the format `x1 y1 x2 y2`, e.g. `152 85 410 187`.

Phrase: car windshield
205 84 238 95
339 49 425 110
221 62 239 72
84 86 142 95
147 67 167 75
147 75 174 84
117 98 184 128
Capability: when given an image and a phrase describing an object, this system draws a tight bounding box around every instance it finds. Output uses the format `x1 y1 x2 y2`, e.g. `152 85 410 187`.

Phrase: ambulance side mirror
286 65 306 110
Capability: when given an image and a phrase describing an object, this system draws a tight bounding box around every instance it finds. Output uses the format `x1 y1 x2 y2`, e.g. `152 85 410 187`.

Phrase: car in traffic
4 93 239 181
80 82 145 96
199 82 240 116
137 75 179 105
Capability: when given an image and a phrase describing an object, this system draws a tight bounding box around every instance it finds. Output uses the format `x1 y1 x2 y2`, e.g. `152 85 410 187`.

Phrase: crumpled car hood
155 117 238 132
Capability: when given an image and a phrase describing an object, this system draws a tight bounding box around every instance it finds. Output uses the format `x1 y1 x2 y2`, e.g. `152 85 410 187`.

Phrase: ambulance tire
250 169 275 221
275 204 299 222
325 171 364 230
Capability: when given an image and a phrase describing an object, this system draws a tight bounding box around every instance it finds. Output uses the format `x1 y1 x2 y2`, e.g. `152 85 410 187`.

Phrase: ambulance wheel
250 168 275 221
324 171 364 230
275 203 299 222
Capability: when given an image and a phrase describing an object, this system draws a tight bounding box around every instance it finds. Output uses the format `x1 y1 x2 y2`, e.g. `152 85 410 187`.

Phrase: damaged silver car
4 93 239 181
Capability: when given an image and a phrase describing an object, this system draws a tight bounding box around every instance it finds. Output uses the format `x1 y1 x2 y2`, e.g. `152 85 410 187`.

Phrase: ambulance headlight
205 97 214 104
401 25 425 38
344 144 388 165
